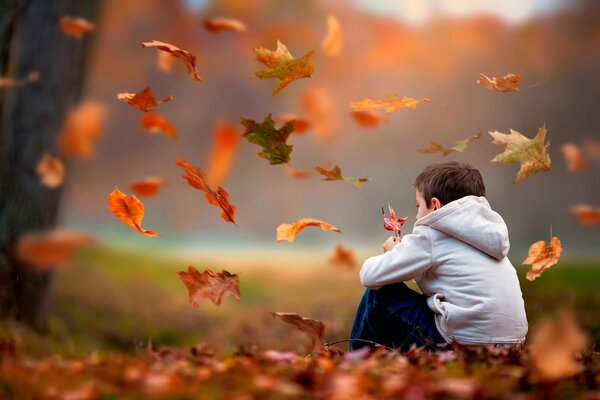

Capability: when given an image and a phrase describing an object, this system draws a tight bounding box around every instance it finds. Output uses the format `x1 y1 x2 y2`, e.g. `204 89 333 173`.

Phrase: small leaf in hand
569 205 600 226
108 188 159 237
350 95 431 114
276 218 341 243
241 114 294 165
36 153 65 188
203 18 247 33
522 235 562 281
140 113 177 138
314 164 369 189
382 203 408 236
177 266 240 306
140 40 202 81
328 244 357 270
561 143 586 172
417 133 482 156
272 312 326 353
58 16 95 38
476 73 521 92
130 177 167 197
117 87 173 112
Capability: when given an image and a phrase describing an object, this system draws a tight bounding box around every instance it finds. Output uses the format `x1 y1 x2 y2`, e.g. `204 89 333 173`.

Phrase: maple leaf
15 229 94 270
36 153 65 189
177 266 240 306
561 143 586 172
252 40 315 95
351 110 387 128
476 73 521 92
206 120 241 186
276 218 341 243
569 205 600 226
203 18 247 33
175 158 237 224
522 236 562 281
0 70 39 88
489 125 551 183
130 177 168 197
117 87 173 112
140 40 202 81
328 244 357 270
314 165 370 189
322 14 342 57
140 113 177 139
382 203 408 237
417 132 482 156
108 188 159 237
272 312 326 353
350 95 431 114
58 101 106 159
240 114 294 165
58 17 95 38
278 114 311 134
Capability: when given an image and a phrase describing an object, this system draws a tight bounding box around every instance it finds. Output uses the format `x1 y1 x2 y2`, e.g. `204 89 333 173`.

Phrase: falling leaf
108 188 159 237
276 218 341 243
58 16 95 38
322 15 342 56
58 101 106 159
251 40 315 95
417 133 482 156
206 121 241 186
489 125 551 183
350 95 431 114
140 113 177 138
272 312 326 353
351 110 387 128
36 153 65 188
177 266 240 306
382 203 408 236
570 205 600 226
522 235 562 281
561 143 586 172
476 73 521 92
328 244 357 270
15 229 94 269
240 114 294 165
175 158 237 224
117 87 173 112
204 18 247 33
314 165 370 189
157 51 174 73
130 177 168 197
278 114 311 134
285 166 311 179
582 139 600 160
301 85 336 139
0 70 39 88
140 40 202 81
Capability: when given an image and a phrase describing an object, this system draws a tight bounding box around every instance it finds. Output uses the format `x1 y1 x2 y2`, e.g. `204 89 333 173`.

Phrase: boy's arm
360 225 433 289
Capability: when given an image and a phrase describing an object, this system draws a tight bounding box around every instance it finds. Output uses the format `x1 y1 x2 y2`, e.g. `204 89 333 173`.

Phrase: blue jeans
349 282 450 352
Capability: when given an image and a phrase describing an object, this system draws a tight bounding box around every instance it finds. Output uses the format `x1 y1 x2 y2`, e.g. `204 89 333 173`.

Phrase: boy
350 161 528 351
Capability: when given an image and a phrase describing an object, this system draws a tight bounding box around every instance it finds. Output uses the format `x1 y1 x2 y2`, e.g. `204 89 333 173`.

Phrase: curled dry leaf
108 188 159 237
570 205 600 226
322 14 342 56
176 158 237 224
36 153 65 188
58 101 106 159
522 235 562 281
272 312 326 353
240 114 294 165
417 133 482 156
285 166 311 179
177 266 240 306
489 125 551 183
276 218 341 243
350 95 431 114
328 244 357 270
58 16 95 38
117 87 173 112
561 143 586 172
278 114 311 134
204 18 247 33
351 110 387 128
15 229 94 269
252 40 315 95
382 203 408 236
301 85 335 140
130 177 168 197
140 113 177 138
0 70 39 88
314 164 370 189
476 73 521 92
140 40 202 81
206 120 241 186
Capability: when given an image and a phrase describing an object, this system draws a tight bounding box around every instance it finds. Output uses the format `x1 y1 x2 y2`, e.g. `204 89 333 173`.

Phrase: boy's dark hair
414 161 485 207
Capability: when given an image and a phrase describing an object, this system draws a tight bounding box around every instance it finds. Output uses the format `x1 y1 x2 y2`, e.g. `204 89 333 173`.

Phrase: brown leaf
351 110 387 128
276 218 341 243
522 236 562 281
570 205 600 226
15 229 94 269
272 312 326 353
476 73 521 92
278 114 311 134
322 14 342 57
417 133 482 156
350 95 431 114
284 166 311 179
58 17 95 38
140 40 202 81
140 113 177 138
108 188 159 237
314 164 370 189
206 121 241 186
58 101 106 159
117 87 173 112
328 245 357 270
130 177 168 197
176 158 237 224
0 70 39 88
561 143 586 172
204 18 247 33
36 153 65 188
177 266 240 306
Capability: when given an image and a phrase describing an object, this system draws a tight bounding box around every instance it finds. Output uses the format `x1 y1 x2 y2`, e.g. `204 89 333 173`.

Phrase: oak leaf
117 87 173 112
240 114 294 165
276 218 341 243
351 110 387 128
570 205 600 226
322 15 342 57
204 18 247 33
206 120 241 186
561 143 586 172
489 125 551 183
140 112 177 139
140 40 202 81
58 17 95 38
130 177 168 197
417 133 482 156
176 158 237 224
108 188 159 236
252 40 315 95
522 236 562 281
177 266 240 306
382 203 408 236
476 73 521 92
58 101 106 159
0 71 39 88
278 114 311 134
272 312 326 353
328 244 357 270
16 229 94 269
314 165 369 189
350 95 431 114
36 153 65 188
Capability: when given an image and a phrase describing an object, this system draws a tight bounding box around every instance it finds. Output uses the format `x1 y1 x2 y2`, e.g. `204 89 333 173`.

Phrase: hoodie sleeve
360 225 433 289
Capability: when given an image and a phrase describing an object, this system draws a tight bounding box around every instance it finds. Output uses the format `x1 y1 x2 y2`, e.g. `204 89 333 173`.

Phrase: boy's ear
431 197 442 210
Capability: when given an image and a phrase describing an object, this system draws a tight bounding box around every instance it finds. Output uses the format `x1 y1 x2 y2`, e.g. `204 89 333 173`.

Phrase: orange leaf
272 312 326 353
177 266 240 306
322 14 342 56
203 18 247 33
206 121 241 186
108 188 159 237
561 143 586 172
117 87 173 112
570 205 600 226
176 158 237 224
278 114 311 134
522 236 562 281
140 40 202 81
301 85 335 140
130 177 168 197
350 95 431 114
58 101 106 159
58 16 95 38
157 51 174 73
36 153 65 188
476 73 521 92
328 244 357 270
15 229 94 270
276 218 341 243
284 166 311 179
0 70 39 88
140 113 177 139
351 110 387 128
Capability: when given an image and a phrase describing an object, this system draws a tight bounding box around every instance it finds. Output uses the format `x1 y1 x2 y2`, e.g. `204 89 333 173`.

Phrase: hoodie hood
415 196 509 260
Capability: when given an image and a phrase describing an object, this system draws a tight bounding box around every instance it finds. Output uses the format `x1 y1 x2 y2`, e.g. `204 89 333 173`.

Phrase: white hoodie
360 196 528 345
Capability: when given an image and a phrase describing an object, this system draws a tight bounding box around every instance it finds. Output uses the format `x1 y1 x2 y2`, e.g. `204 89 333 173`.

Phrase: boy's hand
383 236 400 252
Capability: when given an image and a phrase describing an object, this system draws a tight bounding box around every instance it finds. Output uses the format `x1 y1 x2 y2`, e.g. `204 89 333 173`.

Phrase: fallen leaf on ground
328 245 357 270
108 188 159 236
351 110 387 128
0 71 39 88
117 87 173 112
570 205 600 225
489 125 551 183
140 40 202 81
272 312 326 353
15 229 94 269
140 113 177 138
278 114 311 134
58 17 95 38
285 166 311 179
252 40 315 95
417 133 482 156
382 203 408 236
36 153 65 188
350 95 431 114
522 235 562 281
561 143 586 172
276 218 341 243
322 15 342 56
476 73 521 92
204 18 247 33
177 266 240 306
130 177 168 197
314 165 369 189
206 121 241 186
241 114 294 165
58 101 106 159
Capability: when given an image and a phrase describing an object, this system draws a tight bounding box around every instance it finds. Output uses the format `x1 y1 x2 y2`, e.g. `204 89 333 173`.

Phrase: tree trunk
0 0 100 330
